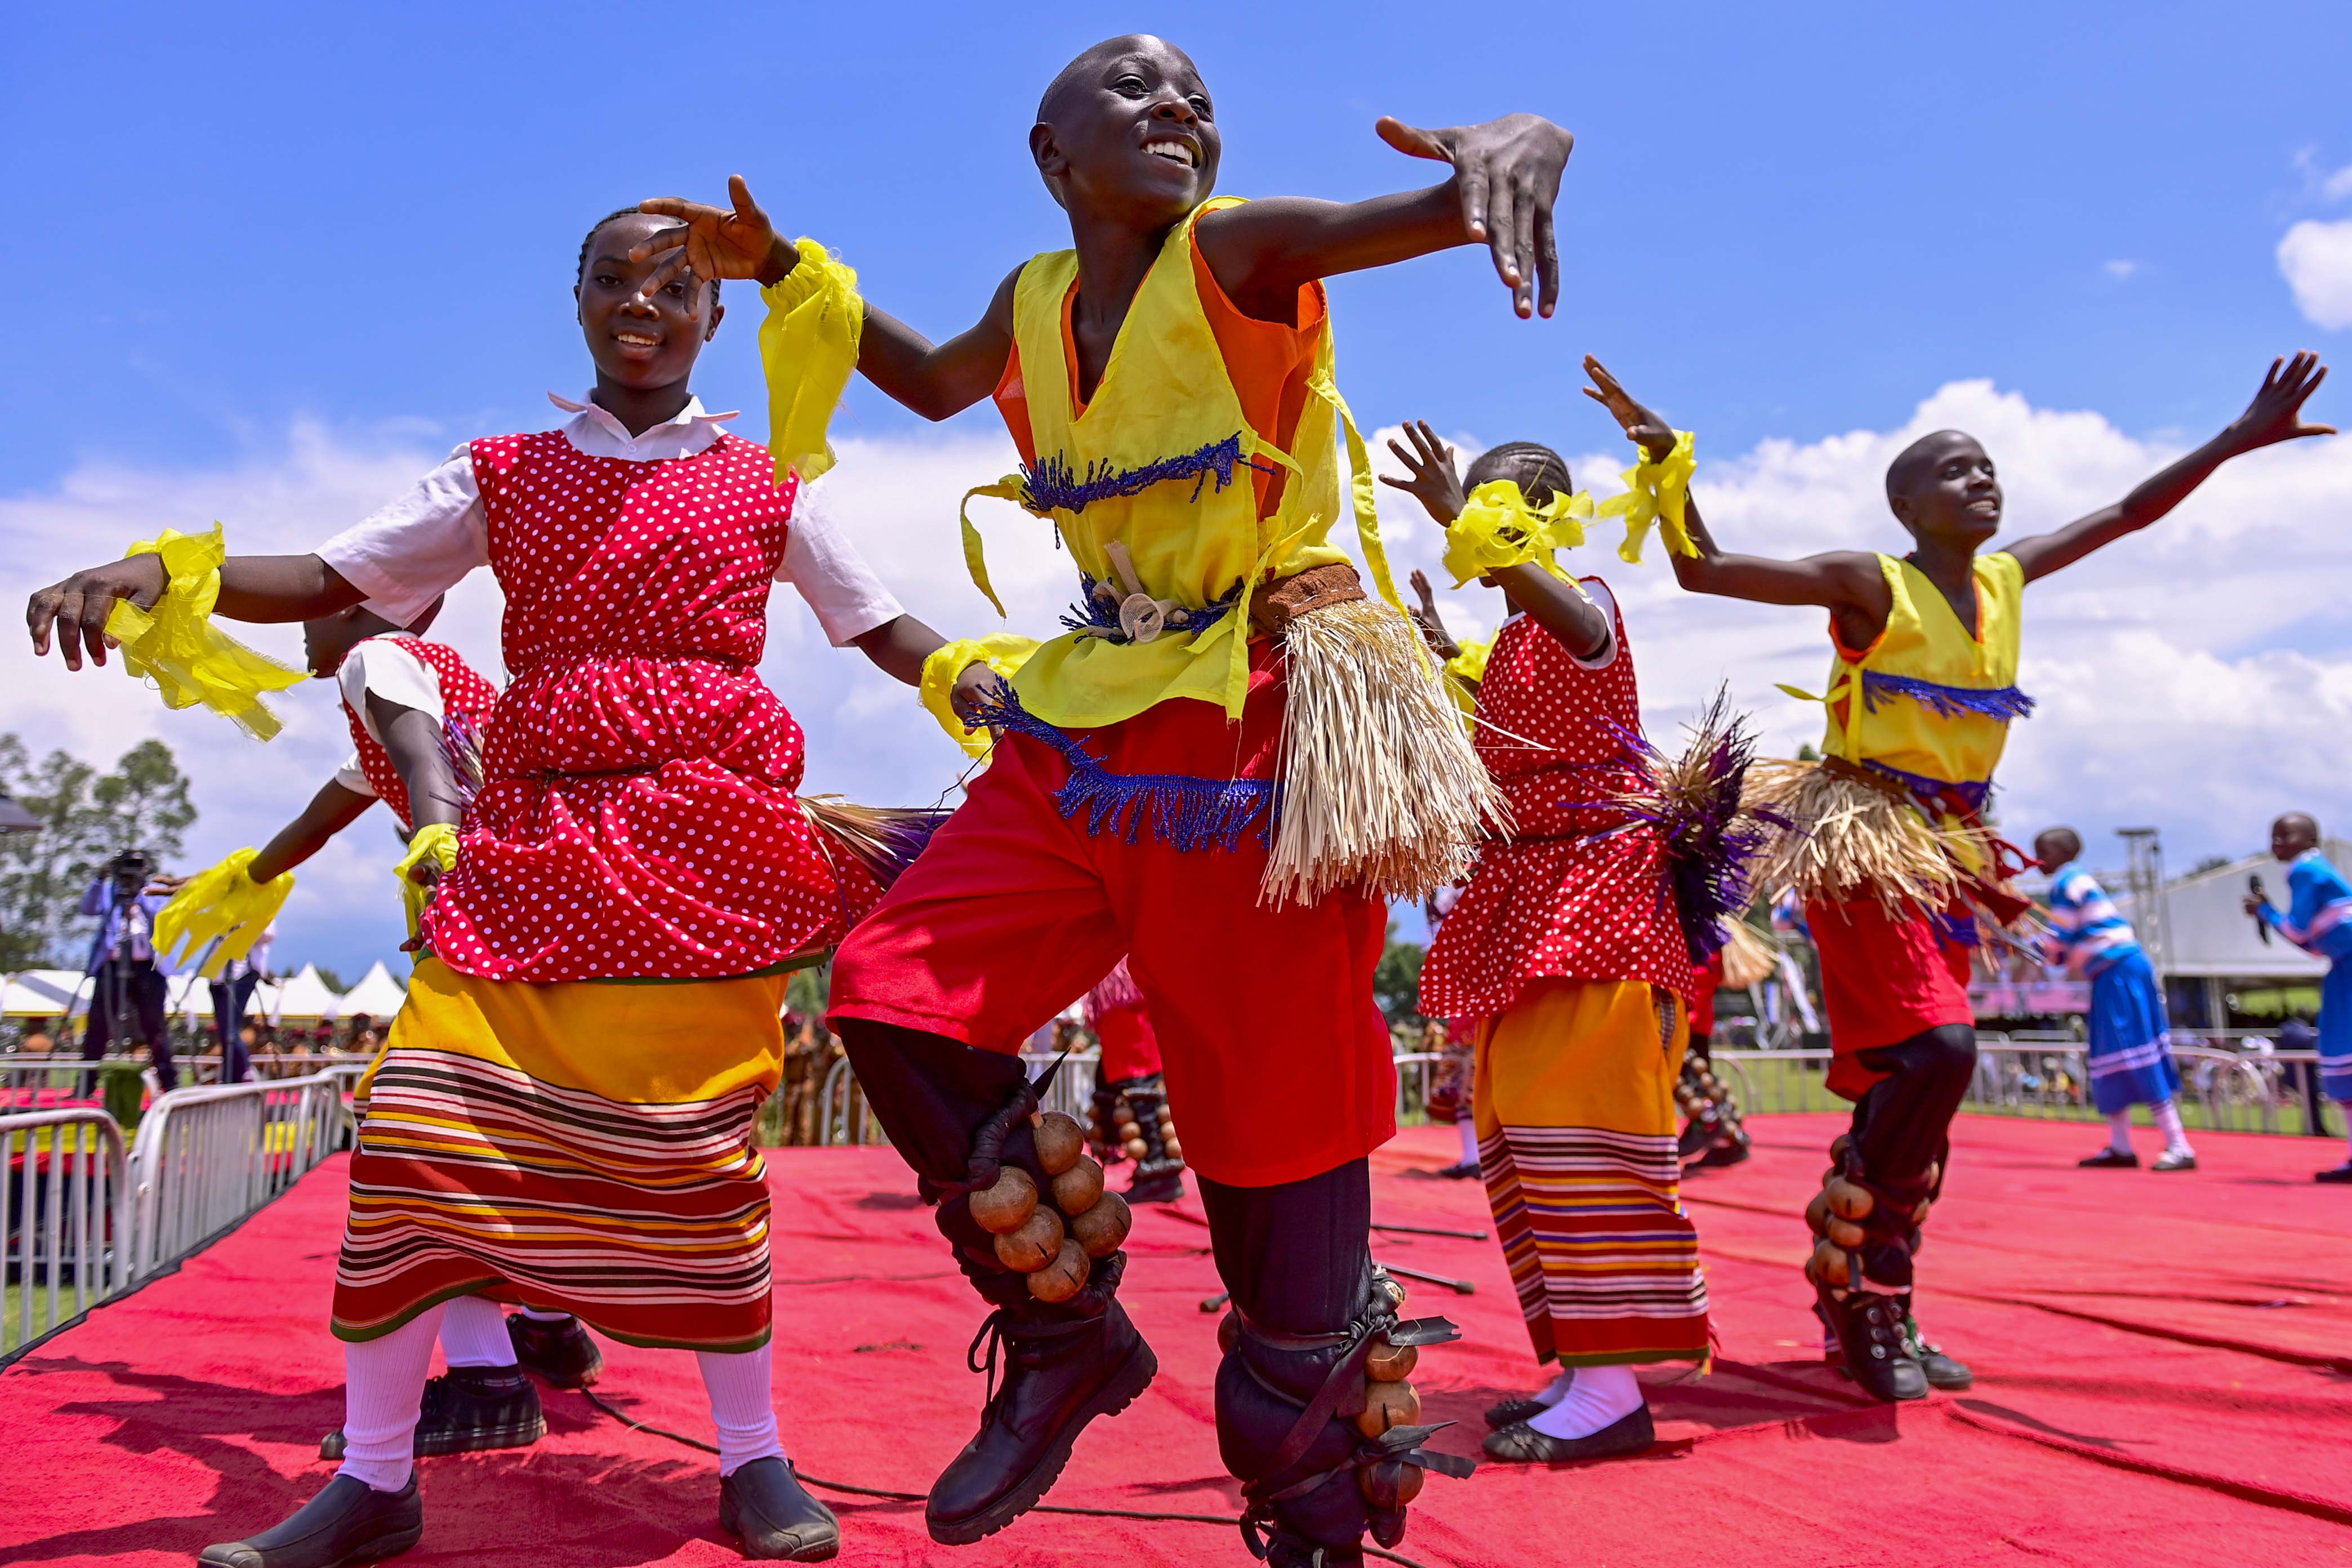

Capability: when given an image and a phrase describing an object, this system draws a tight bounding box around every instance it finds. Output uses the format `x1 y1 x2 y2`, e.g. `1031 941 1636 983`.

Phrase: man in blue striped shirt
2033 829 2194 1171
2243 813 2352 1182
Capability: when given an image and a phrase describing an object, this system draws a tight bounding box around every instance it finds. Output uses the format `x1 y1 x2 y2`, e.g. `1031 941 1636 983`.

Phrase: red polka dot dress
421 430 880 982
1420 577 1699 1022
342 636 498 830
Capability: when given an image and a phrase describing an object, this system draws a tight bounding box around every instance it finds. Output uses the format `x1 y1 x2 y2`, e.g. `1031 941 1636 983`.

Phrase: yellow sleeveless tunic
962 197 1396 729
1818 551 2030 792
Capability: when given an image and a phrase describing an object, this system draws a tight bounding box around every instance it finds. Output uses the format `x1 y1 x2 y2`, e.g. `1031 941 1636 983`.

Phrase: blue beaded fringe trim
966 689 1276 853
1861 671 2036 721
1022 432 1279 516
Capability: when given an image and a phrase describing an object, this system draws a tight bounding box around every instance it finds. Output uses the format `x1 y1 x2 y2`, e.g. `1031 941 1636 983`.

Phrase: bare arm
849 613 952 688
248 780 377 884
1407 569 1464 662
1198 115 1575 320
28 554 366 671
1581 355 1892 647
375 696 462 834
2006 353 2332 583
1382 421 1609 659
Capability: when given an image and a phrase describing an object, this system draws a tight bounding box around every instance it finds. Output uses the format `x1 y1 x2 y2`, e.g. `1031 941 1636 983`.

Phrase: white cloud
2278 219 2352 330
2292 147 2352 204
2102 259 2141 281
5 380 2346 977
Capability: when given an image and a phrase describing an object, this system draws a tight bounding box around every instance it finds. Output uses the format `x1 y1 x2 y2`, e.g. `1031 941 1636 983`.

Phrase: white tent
337 960 407 1021
2 969 90 1019
2112 842 2347 982
167 972 215 1019
270 963 343 1023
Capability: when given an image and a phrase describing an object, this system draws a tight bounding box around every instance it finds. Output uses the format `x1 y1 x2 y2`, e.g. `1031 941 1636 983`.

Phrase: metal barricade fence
814 1052 1103 1149
2 1109 131 1359
127 1071 351 1280
0 1052 375 1108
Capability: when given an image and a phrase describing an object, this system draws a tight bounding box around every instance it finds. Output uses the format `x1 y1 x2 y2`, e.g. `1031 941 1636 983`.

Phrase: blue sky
6 2 2351 978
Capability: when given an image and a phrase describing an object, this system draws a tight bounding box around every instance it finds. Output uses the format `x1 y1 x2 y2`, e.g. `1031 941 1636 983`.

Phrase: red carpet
3 1115 2347 1567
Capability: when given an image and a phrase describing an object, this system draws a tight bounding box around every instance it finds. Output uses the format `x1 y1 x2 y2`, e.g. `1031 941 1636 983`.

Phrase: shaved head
2034 827 2082 870
1039 34 1192 121
1886 430 1980 504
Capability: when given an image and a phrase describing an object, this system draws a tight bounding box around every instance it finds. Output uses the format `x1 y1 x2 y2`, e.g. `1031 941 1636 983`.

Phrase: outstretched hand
2222 351 2334 453
635 175 794 295
1378 113 1573 319
26 555 168 671
1380 420 1468 525
1407 568 1460 660
1581 356 1677 458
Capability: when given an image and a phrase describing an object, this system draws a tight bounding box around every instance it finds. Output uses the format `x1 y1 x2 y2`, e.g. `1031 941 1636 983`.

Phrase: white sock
439 1294 520 1368
2150 1099 2193 1157
1455 1118 1480 1167
1529 1365 1578 1408
1526 1363 1643 1440
337 1303 445 1493
2105 1110 2135 1155
698 1345 784 1476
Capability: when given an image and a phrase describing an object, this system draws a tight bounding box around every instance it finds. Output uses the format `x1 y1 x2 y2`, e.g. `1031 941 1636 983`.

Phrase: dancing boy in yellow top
643 34 1571 1562
1583 353 2332 1402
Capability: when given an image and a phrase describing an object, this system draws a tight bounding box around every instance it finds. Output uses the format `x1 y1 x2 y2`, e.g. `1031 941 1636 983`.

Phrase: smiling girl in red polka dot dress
24 204 978 1564
1389 421 1709 1469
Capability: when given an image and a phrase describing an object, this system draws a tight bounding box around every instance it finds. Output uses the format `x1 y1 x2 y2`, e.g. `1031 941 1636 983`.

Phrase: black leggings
1846 1023 1975 1288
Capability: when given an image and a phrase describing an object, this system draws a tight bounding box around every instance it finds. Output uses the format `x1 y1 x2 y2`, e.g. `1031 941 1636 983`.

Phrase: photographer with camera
78 848 177 1095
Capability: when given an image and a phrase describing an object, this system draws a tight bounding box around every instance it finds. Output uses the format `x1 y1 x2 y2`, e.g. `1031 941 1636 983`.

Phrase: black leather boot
199 1474 422 1568
720 1456 841 1561
318 1367 544 1459
507 1312 604 1387
1829 1289 1927 1401
1104 1075 1187 1205
1904 1311 1974 1390
926 1265 1159 1545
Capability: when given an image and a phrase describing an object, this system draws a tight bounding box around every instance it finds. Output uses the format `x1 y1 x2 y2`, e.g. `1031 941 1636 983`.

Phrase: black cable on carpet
577 1386 1435 1568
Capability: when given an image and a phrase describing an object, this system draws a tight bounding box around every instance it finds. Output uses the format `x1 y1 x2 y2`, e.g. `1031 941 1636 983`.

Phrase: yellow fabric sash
104 525 306 741
154 849 294 979
756 238 863 484
1440 479 1596 586
920 634 1042 757
1598 431 1699 564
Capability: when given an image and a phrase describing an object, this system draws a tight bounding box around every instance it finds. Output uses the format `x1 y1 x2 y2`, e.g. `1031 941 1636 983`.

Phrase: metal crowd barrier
0 1052 375 1108
127 1072 352 1279
1 1109 131 1358
814 1051 1102 1149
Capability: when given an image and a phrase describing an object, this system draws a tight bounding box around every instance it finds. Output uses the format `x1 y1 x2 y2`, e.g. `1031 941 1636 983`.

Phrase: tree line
0 734 195 971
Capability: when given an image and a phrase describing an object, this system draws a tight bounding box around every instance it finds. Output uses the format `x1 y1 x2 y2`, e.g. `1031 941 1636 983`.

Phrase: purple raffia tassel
800 796 955 890
1557 687 1788 965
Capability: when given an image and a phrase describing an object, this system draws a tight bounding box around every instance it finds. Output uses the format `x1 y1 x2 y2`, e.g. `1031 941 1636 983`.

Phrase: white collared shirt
317 393 905 647
331 633 447 799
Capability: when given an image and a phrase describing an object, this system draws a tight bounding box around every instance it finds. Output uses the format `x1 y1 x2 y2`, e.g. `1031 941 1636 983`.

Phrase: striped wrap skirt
331 956 787 1352
1473 977 1709 1369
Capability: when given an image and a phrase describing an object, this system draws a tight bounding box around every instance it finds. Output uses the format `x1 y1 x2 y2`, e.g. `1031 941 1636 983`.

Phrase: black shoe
507 1312 604 1387
1436 1160 1481 1180
2151 1149 2198 1173
720 1457 841 1561
318 1367 545 1460
1481 1404 1655 1464
1484 1396 1551 1429
926 1300 1158 1545
199 1473 422 1568
1698 1137 1750 1169
2317 1163 2352 1184
2077 1147 2139 1169
1124 1169 1186 1205
1676 1116 1713 1160
1904 1318 1974 1391
1829 1293 1927 1402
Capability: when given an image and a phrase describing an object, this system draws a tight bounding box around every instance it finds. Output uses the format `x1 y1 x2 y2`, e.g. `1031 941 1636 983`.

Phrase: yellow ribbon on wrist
1438 479 1595 588
1442 634 1492 732
759 238 864 484
1597 430 1699 564
394 823 460 942
921 635 1042 758
154 849 293 979
104 525 306 741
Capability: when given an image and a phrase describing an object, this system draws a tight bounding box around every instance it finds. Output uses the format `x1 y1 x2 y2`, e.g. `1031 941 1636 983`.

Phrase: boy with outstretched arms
643 35 1571 1561
1582 351 2331 1401
2245 812 2352 1182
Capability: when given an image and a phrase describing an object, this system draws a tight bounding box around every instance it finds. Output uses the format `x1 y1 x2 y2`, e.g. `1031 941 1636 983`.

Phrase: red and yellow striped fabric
332 956 787 1352
1472 977 1709 1368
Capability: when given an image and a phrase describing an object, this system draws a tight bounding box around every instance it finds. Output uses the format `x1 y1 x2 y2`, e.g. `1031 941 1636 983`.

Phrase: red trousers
830 663 1395 1189
1807 897 1975 1101
1093 1004 1164 1081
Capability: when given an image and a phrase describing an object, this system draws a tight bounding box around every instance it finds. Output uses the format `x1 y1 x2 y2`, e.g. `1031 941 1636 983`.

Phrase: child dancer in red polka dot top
27 205 972 1565
1389 421 1709 1468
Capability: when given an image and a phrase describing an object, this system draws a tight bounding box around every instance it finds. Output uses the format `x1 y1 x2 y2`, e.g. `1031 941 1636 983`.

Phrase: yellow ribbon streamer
154 849 293 979
1440 479 1596 587
394 822 460 943
104 525 306 741
1447 635 1493 687
758 238 864 484
957 478 1028 619
1597 430 1699 564
920 634 1043 757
